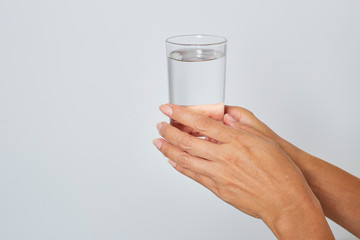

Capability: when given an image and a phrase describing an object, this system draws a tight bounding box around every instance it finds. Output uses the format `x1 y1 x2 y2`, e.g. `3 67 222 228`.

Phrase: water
168 48 226 106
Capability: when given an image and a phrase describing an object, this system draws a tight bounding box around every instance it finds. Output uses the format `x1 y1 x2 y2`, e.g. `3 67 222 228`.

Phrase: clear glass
166 34 227 122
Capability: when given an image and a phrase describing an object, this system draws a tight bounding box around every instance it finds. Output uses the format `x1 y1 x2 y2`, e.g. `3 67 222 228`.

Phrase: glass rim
166 34 227 46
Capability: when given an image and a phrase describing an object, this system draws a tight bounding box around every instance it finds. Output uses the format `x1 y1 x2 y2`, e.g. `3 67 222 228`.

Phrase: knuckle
245 109 254 116
194 117 211 131
172 105 181 114
217 181 236 203
193 172 201 182
175 164 183 173
217 188 232 203
179 153 192 168
178 135 192 150
171 105 183 119
158 123 167 136
160 142 169 155
211 182 220 196
238 107 254 118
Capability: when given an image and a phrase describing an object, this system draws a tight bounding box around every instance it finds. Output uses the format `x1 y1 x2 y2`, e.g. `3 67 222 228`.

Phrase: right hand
222 105 360 238
154 104 334 239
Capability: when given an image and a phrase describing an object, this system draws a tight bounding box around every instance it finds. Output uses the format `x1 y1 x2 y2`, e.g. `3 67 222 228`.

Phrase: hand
153 104 334 239
223 105 360 238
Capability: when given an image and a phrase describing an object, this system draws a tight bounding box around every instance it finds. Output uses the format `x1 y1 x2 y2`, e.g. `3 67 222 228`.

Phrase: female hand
223 105 360 238
153 104 334 240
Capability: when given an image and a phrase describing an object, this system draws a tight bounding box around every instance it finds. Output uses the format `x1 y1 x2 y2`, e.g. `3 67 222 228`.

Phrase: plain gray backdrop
0 0 359 239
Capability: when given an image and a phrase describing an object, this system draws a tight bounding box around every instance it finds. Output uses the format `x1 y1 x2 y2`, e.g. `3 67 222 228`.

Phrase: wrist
277 137 312 166
263 195 334 240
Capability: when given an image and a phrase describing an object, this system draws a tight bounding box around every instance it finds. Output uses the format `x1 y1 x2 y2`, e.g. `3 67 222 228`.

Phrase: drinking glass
166 34 227 123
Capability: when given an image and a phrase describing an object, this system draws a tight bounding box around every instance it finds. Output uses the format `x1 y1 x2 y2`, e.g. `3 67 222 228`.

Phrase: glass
166 34 227 122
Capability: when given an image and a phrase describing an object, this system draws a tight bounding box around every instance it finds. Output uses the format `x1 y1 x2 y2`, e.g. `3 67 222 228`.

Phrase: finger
153 138 214 177
224 113 270 140
170 119 203 137
224 105 255 125
171 121 219 142
205 136 219 143
157 122 220 161
167 159 218 195
224 107 280 141
159 104 237 143
225 105 271 133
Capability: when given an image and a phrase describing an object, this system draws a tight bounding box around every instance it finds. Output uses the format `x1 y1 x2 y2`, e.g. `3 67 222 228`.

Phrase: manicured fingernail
152 139 162 150
156 122 163 132
225 113 236 123
159 104 173 117
168 159 177 168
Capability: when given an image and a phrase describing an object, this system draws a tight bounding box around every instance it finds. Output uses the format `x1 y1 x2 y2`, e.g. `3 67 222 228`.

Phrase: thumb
224 113 268 139
223 113 240 128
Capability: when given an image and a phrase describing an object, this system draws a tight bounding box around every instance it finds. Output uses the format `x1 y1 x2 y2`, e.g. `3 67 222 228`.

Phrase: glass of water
166 34 227 123
166 35 227 121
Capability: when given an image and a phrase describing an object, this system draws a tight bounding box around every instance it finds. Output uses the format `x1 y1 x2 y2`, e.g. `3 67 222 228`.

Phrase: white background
0 0 359 239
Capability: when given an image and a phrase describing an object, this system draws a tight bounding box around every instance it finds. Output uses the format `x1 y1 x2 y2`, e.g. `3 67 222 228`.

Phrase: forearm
279 139 360 237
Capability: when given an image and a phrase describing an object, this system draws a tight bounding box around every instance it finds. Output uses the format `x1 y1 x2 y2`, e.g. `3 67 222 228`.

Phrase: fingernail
156 122 163 132
152 139 162 150
225 113 236 122
168 159 177 168
159 104 173 117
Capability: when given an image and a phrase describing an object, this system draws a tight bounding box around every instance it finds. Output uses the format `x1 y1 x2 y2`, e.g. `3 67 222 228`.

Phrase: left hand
152 103 334 239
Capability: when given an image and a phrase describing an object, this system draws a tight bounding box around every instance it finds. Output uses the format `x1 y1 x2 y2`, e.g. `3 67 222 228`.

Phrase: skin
222 105 360 238
153 104 335 240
